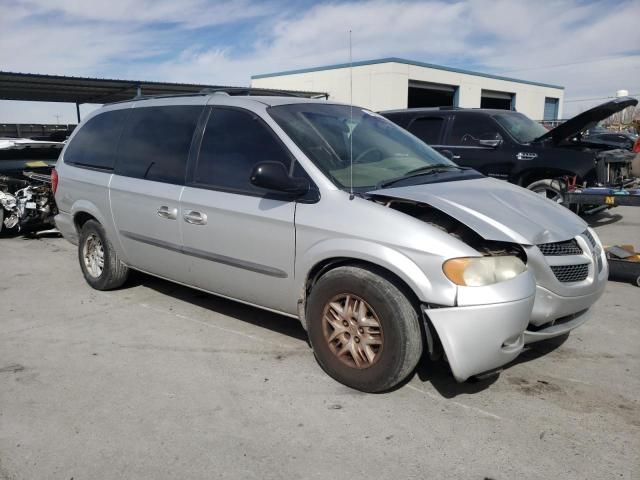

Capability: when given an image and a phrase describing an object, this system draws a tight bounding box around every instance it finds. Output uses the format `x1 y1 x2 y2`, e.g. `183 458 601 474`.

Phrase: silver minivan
54 93 607 392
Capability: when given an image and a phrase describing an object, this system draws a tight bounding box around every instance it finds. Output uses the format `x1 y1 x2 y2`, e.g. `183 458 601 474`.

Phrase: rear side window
193 107 293 194
408 117 444 145
64 109 130 169
115 105 202 184
447 114 502 146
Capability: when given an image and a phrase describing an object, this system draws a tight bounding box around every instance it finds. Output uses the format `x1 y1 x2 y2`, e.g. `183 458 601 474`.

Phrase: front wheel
527 179 566 204
78 219 129 290
306 266 423 392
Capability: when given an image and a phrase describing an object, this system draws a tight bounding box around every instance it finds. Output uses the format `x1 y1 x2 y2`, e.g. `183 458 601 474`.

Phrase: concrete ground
1 207 638 480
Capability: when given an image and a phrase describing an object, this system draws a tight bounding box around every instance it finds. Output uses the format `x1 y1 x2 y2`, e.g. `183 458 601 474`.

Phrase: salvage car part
0 139 61 234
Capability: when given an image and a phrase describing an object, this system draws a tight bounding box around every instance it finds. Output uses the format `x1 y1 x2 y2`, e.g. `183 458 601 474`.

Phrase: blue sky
1 0 638 122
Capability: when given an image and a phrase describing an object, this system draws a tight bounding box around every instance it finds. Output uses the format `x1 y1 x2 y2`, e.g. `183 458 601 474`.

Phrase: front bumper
426 296 535 382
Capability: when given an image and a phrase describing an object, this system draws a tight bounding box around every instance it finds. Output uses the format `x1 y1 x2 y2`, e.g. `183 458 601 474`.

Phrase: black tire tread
307 265 422 392
78 219 129 290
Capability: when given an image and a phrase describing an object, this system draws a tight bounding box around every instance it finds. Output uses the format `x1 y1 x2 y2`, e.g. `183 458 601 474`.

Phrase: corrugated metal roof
251 57 565 90
0 71 325 104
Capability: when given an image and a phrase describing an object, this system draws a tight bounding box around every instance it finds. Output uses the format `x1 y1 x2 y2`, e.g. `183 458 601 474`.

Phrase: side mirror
250 161 309 196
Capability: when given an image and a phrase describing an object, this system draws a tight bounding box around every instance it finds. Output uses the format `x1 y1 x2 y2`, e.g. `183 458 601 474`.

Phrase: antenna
349 29 354 200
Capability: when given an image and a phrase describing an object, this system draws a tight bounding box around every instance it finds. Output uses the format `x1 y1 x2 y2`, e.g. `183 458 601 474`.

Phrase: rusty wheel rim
322 294 384 369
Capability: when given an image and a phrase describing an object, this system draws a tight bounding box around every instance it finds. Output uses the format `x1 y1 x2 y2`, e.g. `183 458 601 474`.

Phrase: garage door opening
481 89 514 110
408 80 457 108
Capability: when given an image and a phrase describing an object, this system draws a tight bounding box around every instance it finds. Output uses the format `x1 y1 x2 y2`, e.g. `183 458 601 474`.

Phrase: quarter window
447 114 502 146
408 117 444 145
194 108 293 193
64 109 130 169
115 105 202 184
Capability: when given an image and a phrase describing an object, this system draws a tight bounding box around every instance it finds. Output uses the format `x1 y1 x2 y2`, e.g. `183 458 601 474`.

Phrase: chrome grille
550 264 589 282
537 239 582 256
584 230 597 248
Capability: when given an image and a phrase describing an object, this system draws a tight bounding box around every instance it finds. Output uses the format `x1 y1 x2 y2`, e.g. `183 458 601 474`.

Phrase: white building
251 57 564 120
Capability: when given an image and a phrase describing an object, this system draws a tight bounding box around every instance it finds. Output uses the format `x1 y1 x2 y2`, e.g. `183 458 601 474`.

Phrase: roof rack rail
198 87 328 98
105 87 329 105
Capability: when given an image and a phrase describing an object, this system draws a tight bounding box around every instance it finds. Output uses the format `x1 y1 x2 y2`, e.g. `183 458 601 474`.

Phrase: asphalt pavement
1 207 638 479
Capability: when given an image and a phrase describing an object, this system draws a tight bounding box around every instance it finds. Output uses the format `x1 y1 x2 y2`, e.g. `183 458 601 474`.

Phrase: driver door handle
183 210 208 225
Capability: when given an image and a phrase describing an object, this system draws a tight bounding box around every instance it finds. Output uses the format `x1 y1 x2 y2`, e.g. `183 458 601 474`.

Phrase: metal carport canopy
0 71 326 121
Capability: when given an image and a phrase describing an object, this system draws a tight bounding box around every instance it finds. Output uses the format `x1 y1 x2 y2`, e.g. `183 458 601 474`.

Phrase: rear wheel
306 266 423 392
78 219 129 290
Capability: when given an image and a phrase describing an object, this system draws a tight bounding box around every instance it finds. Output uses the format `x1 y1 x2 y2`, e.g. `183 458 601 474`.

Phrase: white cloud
1 0 638 122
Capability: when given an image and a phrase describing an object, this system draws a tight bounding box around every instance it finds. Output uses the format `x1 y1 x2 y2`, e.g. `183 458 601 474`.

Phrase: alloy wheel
83 233 105 278
322 293 384 369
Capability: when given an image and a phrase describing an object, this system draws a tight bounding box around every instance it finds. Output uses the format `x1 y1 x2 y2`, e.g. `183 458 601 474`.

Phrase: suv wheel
306 266 423 392
78 219 129 290
527 179 565 204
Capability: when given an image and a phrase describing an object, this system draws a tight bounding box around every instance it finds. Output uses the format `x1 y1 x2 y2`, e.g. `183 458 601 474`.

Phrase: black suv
382 97 637 203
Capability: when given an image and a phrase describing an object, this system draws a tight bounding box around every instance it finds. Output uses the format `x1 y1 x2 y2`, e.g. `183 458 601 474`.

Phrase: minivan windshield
492 111 549 144
268 103 457 190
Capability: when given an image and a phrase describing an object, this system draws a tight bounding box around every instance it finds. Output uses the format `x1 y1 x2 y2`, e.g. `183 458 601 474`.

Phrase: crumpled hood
369 177 587 245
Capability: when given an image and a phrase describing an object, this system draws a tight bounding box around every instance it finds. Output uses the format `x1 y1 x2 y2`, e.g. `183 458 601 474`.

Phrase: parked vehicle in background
55 93 607 392
381 97 638 206
0 138 61 235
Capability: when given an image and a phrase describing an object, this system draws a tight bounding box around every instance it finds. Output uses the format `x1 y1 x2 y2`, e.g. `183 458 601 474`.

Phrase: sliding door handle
157 206 178 220
183 210 208 225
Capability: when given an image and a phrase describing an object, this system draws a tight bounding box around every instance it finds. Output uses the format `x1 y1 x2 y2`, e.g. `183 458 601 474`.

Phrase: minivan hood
535 96 638 145
369 177 587 245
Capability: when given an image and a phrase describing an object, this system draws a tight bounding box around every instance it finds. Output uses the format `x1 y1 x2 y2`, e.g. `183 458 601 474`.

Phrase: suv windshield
493 111 549 144
268 103 456 190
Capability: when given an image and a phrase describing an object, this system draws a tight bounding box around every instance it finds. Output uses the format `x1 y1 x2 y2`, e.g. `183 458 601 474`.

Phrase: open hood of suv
370 177 587 245
535 96 638 145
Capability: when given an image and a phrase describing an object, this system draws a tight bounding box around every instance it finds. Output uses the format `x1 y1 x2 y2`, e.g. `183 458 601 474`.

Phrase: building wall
252 61 564 120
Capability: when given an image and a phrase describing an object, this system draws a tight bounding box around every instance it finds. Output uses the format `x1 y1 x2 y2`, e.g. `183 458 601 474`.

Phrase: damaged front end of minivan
367 177 607 381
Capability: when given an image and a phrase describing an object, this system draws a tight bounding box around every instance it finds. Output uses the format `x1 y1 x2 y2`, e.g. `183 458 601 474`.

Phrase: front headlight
443 256 526 287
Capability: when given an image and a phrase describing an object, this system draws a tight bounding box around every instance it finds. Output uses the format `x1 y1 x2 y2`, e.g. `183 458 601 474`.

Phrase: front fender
297 237 457 307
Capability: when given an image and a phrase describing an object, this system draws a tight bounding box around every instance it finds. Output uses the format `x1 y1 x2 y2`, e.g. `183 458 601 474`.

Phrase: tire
78 219 129 290
306 265 423 392
527 179 566 204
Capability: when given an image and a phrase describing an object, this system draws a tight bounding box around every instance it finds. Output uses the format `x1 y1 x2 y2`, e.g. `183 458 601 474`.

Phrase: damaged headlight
443 256 526 287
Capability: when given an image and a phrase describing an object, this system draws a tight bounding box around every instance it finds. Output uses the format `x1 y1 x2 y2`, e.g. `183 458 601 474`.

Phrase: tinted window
447 114 502 146
64 109 130 169
194 108 293 193
116 105 202 184
408 117 444 144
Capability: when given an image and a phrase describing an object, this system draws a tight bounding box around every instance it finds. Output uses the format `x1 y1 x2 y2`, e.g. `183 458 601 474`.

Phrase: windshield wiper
376 164 464 189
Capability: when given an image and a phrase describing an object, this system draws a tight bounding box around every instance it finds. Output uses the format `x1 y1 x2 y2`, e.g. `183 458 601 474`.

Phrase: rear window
64 109 130 169
115 105 202 185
